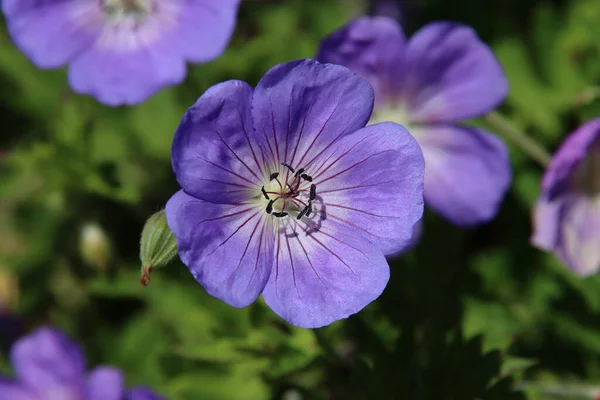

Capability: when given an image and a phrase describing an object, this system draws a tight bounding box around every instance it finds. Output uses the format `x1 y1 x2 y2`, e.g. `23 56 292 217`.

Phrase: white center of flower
101 0 152 18
368 105 415 134
574 141 600 197
259 163 317 220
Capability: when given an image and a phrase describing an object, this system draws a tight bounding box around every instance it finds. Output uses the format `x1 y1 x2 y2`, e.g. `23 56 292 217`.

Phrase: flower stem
574 86 600 107
484 111 551 168
515 381 600 399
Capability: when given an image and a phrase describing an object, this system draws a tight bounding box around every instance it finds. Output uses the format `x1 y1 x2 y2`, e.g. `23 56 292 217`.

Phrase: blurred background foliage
2 0 600 398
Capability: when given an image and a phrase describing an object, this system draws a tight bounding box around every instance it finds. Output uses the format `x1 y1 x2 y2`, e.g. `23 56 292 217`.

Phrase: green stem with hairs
484 111 551 168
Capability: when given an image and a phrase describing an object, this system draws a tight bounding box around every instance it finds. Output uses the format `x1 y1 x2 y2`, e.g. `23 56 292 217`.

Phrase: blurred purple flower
0 327 165 400
532 118 600 276
166 59 424 328
317 17 511 226
1 0 240 106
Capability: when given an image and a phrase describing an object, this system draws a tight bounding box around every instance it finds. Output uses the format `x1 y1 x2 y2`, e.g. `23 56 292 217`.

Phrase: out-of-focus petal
170 80 264 204
68 36 186 106
532 118 600 276
126 387 166 400
85 367 125 400
251 59 374 170
0 378 35 400
263 218 389 328
309 122 424 254
2 0 100 68
316 17 405 106
10 327 85 398
413 124 511 226
166 190 274 308
167 0 240 63
400 22 507 123
533 195 600 276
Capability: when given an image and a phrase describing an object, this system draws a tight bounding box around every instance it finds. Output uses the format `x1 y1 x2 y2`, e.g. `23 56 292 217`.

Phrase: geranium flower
0 327 164 399
166 59 424 328
532 118 600 276
317 17 511 226
1 0 240 105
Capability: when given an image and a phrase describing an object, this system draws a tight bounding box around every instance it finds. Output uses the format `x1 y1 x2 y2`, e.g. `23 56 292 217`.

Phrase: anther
266 200 274 214
269 172 279 181
301 173 313 182
294 168 305 177
309 184 316 201
261 186 270 200
305 202 313 217
272 211 288 218
296 208 307 220
281 162 295 173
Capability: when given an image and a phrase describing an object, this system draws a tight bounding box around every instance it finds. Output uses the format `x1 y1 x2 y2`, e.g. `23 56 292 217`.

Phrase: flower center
260 163 317 220
368 105 414 132
100 0 151 18
574 140 600 197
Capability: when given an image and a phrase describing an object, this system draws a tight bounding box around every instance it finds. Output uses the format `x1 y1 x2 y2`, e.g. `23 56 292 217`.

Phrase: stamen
266 200 274 214
294 168 305 177
300 173 313 182
269 172 279 181
309 184 316 200
281 162 295 173
272 211 288 218
261 186 270 200
287 183 298 196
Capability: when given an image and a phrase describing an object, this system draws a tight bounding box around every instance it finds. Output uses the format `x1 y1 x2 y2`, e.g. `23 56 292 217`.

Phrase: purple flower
165 59 424 328
0 327 165 400
317 17 511 226
1 0 240 106
532 118 600 276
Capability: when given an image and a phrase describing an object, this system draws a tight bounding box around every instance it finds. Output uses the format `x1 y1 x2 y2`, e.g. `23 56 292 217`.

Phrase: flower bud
139 210 178 286
79 223 112 272
0 267 18 313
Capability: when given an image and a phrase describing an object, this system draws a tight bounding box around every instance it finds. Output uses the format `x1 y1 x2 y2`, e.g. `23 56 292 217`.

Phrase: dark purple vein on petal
292 221 328 289
295 102 340 168
268 95 281 164
212 128 262 182
221 216 263 284
300 112 363 171
288 99 314 168
310 135 371 181
326 203 399 218
299 222 358 276
207 210 261 257
235 108 266 177
317 150 394 185
318 181 397 194
197 155 259 186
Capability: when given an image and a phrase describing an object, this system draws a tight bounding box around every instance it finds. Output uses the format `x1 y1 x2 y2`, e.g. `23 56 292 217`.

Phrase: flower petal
125 387 166 400
533 195 600 276
10 327 85 398
166 190 274 308
316 16 405 106
167 0 240 63
2 0 100 68
538 118 600 199
85 367 125 400
263 218 389 328
413 124 511 226
401 22 507 122
251 59 374 170
309 122 424 254
68 37 186 106
170 80 266 203
0 378 35 400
